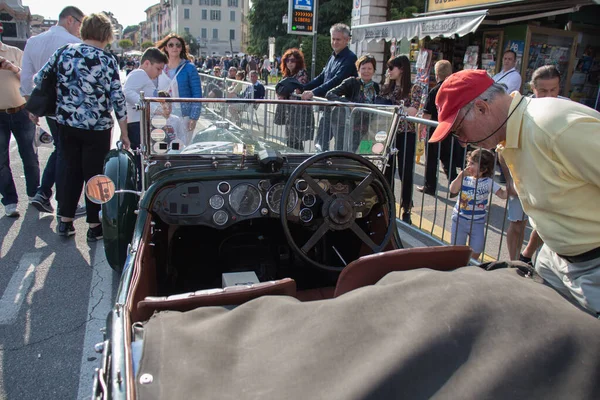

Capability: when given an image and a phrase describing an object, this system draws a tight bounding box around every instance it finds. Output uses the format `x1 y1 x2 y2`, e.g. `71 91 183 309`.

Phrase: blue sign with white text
294 0 313 11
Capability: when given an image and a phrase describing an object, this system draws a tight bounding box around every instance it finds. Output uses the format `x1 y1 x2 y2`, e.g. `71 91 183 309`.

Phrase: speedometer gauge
267 183 298 214
229 184 261 216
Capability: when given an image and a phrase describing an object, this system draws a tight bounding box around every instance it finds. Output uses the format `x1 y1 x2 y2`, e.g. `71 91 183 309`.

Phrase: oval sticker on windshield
151 116 167 128
375 131 387 142
372 143 385 154
151 129 166 142
153 141 168 154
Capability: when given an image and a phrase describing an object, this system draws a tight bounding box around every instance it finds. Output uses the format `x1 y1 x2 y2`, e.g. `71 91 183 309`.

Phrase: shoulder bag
25 45 68 117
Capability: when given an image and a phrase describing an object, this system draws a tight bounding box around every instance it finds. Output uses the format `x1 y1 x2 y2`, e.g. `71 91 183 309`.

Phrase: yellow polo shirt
0 42 26 109
499 92 600 256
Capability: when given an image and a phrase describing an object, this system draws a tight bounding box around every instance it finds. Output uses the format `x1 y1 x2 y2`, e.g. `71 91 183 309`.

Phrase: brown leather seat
296 246 473 301
137 278 296 319
334 246 473 297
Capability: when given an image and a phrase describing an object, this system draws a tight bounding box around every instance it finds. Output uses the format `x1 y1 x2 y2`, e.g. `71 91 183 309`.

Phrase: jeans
423 132 465 190
0 109 39 206
314 108 347 151
127 122 142 189
395 131 416 210
56 124 110 223
37 117 59 199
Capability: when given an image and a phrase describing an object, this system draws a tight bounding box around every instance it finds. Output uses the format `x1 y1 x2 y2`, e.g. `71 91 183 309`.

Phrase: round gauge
295 179 308 192
213 210 229 226
217 182 231 194
302 193 316 207
299 208 313 223
229 184 261 216
267 183 298 214
258 180 271 191
209 194 225 210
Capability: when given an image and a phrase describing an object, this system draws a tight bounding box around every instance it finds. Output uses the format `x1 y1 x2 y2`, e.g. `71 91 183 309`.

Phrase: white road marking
0 252 42 325
77 243 114 400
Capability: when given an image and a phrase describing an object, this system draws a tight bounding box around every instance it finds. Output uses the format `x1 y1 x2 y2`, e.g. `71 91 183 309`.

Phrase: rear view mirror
86 175 116 204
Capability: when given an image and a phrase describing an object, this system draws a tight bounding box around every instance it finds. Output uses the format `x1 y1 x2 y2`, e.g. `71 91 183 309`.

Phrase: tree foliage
300 35 333 78
182 33 200 57
141 41 154 50
118 39 133 51
123 25 139 35
390 0 425 20
248 0 354 56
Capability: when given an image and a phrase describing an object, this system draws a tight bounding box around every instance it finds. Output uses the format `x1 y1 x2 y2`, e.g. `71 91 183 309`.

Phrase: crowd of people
2 7 599 317
1 7 206 240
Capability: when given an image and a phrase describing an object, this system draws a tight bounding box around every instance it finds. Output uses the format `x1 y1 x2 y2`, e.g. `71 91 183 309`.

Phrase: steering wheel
280 151 396 272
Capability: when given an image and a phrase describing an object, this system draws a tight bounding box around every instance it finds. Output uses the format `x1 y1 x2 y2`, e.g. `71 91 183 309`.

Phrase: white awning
351 9 488 43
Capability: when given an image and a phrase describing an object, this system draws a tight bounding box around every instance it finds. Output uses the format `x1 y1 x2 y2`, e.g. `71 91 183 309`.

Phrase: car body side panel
102 149 139 272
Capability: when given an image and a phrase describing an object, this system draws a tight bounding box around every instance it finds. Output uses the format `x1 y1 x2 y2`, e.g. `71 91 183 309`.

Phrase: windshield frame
139 95 403 188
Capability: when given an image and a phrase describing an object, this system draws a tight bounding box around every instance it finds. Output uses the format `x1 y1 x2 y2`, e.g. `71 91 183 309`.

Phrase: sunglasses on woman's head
168 42 182 48
286 58 297 63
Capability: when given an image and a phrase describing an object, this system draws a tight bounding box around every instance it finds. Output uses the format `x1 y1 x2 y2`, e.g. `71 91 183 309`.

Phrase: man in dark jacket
302 23 357 151
418 60 464 195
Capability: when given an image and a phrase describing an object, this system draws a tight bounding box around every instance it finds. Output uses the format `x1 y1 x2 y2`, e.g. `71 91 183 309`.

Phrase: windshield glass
144 97 397 157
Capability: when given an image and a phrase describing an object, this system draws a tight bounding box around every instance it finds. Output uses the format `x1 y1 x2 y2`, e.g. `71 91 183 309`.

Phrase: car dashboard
150 177 379 228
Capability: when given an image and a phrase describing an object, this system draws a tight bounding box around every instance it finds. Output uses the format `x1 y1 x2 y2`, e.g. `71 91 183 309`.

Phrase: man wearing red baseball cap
431 69 600 317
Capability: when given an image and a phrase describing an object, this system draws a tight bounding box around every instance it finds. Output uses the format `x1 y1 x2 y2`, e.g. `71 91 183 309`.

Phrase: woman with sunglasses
275 48 313 150
380 55 419 224
156 34 202 143
326 54 380 151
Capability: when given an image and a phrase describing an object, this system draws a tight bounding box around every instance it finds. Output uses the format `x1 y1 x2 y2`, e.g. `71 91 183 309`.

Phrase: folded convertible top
137 267 600 400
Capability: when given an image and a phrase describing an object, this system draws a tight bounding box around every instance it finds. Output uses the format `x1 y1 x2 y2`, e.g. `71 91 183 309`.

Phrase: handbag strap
166 61 186 92
47 45 69 78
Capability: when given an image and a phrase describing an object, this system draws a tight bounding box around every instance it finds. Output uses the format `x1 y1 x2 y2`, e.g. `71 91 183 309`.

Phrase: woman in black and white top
35 13 129 240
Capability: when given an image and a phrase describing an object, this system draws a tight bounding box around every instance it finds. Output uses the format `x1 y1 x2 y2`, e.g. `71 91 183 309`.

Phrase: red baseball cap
429 70 494 143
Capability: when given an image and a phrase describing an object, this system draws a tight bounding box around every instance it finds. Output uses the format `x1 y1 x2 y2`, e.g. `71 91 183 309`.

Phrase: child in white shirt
449 148 507 260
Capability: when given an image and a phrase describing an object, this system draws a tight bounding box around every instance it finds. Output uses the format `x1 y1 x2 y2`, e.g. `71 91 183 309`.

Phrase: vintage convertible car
87 97 600 399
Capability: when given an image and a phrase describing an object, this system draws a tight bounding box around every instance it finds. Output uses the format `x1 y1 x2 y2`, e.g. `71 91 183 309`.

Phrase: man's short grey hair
330 23 351 38
58 6 84 21
463 83 507 120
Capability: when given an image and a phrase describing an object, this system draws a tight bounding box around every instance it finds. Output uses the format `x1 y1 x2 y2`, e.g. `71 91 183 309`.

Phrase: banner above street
427 0 524 13
351 9 487 43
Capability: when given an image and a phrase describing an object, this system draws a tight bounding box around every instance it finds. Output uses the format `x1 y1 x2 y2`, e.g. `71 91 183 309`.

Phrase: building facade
145 2 171 44
167 0 249 56
30 14 56 36
0 0 31 49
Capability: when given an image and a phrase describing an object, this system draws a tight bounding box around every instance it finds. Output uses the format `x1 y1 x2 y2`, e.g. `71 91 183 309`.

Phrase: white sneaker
5 203 19 218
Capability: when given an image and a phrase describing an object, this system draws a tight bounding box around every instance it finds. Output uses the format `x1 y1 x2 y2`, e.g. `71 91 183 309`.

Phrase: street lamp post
311 0 318 80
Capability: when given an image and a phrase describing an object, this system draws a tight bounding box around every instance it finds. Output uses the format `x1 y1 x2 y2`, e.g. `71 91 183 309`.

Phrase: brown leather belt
0 104 26 114
558 246 600 264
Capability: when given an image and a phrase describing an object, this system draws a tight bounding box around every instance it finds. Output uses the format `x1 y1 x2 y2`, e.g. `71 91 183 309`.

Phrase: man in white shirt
260 55 271 84
21 6 84 215
124 47 168 187
492 50 522 94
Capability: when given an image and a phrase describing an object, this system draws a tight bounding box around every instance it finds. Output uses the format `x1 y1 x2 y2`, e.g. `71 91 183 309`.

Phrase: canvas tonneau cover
136 267 600 400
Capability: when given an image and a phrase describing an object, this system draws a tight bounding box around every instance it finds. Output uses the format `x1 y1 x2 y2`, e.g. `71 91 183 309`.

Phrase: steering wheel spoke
302 173 331 203
350 222 380 253
280 151 396 271
349 172 375 201
301 222 330 253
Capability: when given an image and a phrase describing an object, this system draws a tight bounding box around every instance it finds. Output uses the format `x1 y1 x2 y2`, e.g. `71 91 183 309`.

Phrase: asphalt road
0 124 119 400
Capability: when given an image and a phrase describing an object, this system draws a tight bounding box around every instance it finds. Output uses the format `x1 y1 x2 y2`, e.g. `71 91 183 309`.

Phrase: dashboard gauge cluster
152 178 375 228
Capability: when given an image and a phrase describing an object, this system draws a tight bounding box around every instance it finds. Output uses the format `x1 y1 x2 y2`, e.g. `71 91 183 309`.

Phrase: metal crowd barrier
197 72 533 263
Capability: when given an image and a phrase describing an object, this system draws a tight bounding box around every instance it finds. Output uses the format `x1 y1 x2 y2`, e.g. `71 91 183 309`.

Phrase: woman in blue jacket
156 34 202 143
